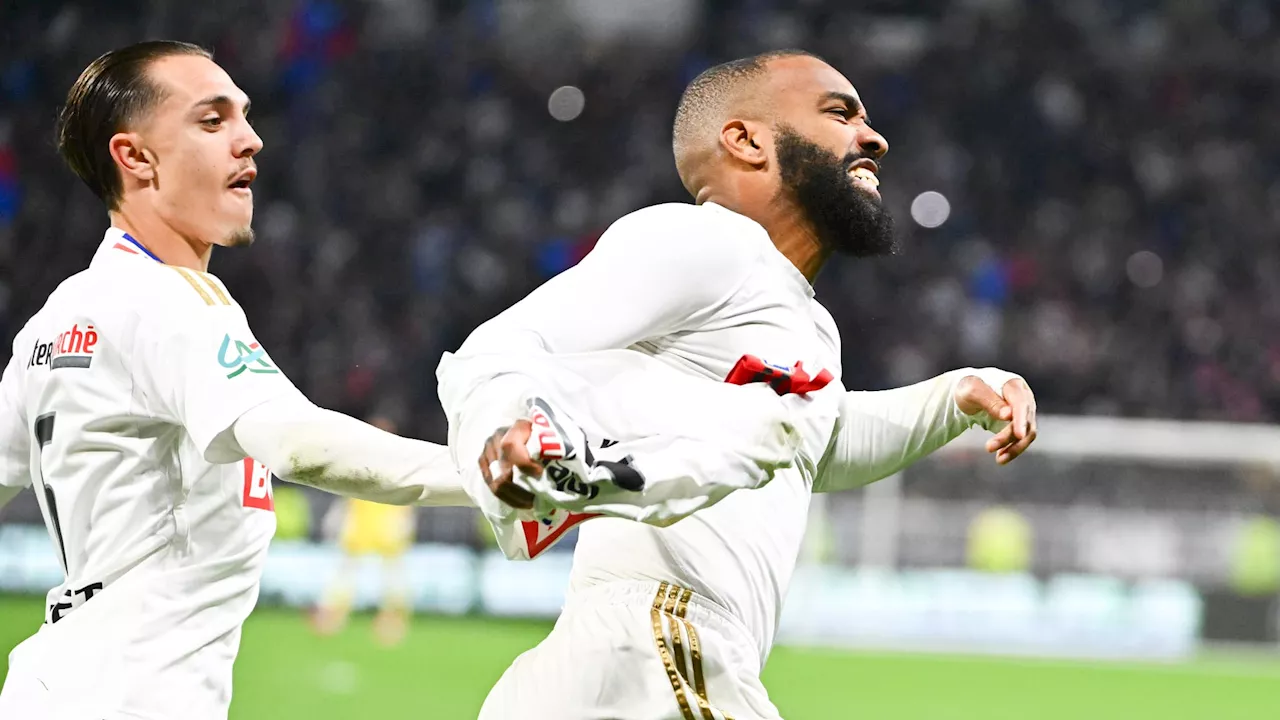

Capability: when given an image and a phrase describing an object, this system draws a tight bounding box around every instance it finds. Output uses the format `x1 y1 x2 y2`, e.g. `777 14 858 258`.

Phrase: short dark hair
56 40 212 210
672 49 822 158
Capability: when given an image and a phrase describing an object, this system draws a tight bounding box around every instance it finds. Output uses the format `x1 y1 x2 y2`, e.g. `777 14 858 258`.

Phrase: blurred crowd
3 0 1279 446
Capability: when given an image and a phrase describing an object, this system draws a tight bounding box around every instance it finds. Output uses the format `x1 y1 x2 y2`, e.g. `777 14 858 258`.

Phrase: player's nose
236 123 263 158
858 124 888 160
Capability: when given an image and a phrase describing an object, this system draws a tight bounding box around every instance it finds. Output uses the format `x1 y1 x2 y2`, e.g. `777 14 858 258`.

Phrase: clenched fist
477 420 540 510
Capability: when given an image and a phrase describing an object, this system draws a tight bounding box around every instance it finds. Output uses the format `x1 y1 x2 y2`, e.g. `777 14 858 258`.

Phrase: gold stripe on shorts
171 267 215 305
664 582 682 615
670 597 690 700
652 582 696 720
674 589 723 720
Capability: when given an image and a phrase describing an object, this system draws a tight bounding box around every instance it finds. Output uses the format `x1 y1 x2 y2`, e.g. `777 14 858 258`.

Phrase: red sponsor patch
724 355 833 395
521 512 598 558
242 458 275 511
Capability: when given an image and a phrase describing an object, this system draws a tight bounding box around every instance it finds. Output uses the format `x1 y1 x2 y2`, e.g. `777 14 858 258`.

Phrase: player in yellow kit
312 416 416 646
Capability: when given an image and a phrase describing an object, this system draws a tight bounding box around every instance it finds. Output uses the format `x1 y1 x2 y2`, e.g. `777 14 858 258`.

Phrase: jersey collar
91 227 164 267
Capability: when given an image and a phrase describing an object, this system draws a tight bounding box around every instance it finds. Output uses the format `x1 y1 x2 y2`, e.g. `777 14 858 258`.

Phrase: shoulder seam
166 267 230 306
194 270 232 305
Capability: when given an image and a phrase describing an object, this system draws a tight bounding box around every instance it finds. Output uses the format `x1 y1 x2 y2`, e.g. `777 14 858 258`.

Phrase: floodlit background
3 1 1280 718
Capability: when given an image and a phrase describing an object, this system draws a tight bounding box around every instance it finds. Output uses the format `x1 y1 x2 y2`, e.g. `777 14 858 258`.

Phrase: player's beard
774 126 897 258
226 225 255 247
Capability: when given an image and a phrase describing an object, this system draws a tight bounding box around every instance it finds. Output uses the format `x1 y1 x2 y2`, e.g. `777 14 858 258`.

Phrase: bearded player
440 50 1037 719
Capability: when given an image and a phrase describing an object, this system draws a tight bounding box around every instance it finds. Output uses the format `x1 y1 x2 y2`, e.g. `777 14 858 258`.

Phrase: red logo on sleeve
242 459 275 511
28 323 98 370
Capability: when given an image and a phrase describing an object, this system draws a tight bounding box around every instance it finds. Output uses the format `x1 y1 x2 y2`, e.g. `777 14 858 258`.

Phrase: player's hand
477 421 541 510
954 375 1037 465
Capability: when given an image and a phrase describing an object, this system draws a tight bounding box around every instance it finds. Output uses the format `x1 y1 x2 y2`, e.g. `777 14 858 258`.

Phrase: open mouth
850 167 880 189
847 159 880 191
228 169 256 193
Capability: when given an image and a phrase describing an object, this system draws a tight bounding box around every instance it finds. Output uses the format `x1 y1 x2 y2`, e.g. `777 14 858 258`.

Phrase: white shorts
0 631 103 720
0 582 218 720
0 656 54 719
480 580 783 720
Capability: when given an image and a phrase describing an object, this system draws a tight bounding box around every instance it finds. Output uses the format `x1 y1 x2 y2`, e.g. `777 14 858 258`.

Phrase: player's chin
850 183 882 205
217 205 256 247
226 225 256 248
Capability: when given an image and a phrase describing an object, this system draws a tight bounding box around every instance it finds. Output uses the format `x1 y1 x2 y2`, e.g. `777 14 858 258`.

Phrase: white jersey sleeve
133 293 304 464
440 204 800 556
813 367 1019 493
0 349 31 509
232 395 470 507
459 203 757 356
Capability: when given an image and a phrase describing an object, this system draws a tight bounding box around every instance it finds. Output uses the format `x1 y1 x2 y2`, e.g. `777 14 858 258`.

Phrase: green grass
4 594 1280 719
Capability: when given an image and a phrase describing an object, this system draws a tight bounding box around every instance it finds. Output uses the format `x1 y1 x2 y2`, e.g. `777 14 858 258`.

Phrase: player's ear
720 119 769 169
109 132 156 183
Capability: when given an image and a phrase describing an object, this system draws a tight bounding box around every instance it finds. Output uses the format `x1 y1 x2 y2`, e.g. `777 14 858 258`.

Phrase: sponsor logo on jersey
528 398 574 462
242 458 275 511
28 322 98 370
527 398 603 499
520 509 599 558
218 334 279 379
546 462 600 499
47 581 104 624
724 354 834 396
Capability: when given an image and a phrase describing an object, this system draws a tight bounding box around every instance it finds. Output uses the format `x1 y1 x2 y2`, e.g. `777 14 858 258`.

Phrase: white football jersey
569 204 845 662
453 202 1005 664
0 228 303 719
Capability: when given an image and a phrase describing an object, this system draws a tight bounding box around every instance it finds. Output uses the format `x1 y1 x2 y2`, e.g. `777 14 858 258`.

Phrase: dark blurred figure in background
2 1 1276 442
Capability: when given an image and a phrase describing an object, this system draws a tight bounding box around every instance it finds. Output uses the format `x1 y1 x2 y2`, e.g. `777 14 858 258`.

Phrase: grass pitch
2 595 1278 719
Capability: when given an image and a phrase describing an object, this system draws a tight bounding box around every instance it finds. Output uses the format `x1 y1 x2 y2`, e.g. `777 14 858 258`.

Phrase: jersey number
33 412 68 573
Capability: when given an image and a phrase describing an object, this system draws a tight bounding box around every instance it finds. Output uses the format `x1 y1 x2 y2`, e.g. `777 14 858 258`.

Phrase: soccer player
312 416 417 647
0 42 469 720
440 50 1038 719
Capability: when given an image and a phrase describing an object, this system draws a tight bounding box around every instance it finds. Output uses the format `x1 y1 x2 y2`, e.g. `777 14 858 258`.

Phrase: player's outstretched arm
814 368 1037 494
232 396 471 507
438 206 765 526
454 205 756 360
478 389 801 526
439 205 758 430
131 276 471 507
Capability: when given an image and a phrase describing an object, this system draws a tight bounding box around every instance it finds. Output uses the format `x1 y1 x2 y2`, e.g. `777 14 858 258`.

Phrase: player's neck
109 208 213 272
760 203 832 283
699 190 831 283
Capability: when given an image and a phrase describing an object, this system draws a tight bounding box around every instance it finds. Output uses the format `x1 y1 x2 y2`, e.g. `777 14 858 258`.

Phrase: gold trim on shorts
652 582 696 719
651 582 735 720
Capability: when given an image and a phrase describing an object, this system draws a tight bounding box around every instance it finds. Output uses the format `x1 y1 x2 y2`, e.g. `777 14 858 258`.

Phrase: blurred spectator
3 0 1280 451
967 506 1033 574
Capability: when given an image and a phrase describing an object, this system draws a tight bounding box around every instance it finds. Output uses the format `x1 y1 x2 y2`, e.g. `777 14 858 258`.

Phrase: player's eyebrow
192 94 251 116
820 91 868 123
